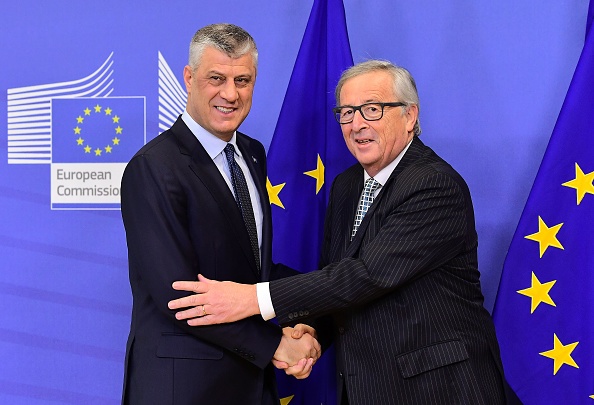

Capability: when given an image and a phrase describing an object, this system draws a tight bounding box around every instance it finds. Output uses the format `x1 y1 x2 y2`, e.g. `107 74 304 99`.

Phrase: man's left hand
168 274 259 325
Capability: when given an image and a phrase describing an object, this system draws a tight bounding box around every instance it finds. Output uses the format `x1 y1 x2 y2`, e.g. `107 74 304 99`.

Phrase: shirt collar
364 138 414 186
181 110 241 159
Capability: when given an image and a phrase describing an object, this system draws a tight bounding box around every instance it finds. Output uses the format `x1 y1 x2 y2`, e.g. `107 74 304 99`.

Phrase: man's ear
183 65 193 93
405 104 419 133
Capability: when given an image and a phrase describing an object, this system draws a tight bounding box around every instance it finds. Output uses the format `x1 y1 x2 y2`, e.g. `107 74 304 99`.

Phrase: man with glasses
168 60 507 404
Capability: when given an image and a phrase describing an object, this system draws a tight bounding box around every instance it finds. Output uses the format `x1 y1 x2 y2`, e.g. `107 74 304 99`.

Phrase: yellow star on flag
84 107 91 116
562 162 594 205
539 333 579 375
84 145 91 153
112 115 120 123
76 116 84 124
280 395 294 405
524 216 564 258
517 272 556 313
76 137 84 146
267 177 286 209
74 126 81 135
94 104 102 113
303 153 325 194
115 126 123 134
104 107 112 115
105 145 113 153
94 148 102 156
113 137 120 145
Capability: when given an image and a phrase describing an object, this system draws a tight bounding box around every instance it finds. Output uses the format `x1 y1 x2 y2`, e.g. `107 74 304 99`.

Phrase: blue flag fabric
265 0 355 403
493 3 594 403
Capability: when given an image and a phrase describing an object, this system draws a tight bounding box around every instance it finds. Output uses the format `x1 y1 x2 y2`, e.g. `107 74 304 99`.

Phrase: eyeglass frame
332 102 408 124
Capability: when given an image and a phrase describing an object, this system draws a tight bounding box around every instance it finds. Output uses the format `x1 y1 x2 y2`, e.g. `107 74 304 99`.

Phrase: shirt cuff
256 282 276 321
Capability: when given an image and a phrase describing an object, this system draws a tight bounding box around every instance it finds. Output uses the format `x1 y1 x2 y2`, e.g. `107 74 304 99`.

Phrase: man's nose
350 109 368 131
220 80 239 102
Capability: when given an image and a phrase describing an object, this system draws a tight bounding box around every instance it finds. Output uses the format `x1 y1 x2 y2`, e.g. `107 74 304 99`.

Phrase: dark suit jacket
121 117 291 405
269 137 506 405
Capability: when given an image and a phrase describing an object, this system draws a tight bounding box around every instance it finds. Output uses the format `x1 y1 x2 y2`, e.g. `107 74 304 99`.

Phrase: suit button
304 310 310 316
339 372 344 379
288 313 294 320
299 311 304 316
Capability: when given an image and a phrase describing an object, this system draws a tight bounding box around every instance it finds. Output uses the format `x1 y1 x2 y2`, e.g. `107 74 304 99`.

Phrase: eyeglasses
333 102 407 124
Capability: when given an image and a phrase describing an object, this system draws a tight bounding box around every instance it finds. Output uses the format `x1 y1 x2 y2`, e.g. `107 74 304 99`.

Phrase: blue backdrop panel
0 1 589 403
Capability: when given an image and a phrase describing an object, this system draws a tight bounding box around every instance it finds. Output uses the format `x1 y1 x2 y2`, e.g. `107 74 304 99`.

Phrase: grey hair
335 60 421 136
188 23 258 71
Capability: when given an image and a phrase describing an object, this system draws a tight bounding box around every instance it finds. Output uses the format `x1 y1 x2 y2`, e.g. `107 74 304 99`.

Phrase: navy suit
269 137 506 404
121 117 291 405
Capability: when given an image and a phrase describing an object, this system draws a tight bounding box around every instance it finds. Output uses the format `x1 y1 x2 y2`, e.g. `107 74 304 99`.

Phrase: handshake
273 323 321 379
166 276 321 379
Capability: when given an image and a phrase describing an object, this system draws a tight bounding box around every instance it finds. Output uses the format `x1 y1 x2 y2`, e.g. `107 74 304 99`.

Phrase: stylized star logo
524 216 564 258
562 162 594 205
517 272 556 313
304 153 325 194
267 177 286 209
75 105 123 157
539 333 579 375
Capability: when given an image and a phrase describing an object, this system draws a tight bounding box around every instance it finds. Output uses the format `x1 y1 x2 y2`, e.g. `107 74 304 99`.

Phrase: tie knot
224 143 236 161
364 178 381 194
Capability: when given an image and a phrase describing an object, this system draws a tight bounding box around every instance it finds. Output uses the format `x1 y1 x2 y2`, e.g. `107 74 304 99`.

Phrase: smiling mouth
356 139 372 144
216 106 235 113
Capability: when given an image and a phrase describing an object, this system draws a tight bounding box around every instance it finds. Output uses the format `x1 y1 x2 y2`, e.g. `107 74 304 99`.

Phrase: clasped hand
275 324 321 379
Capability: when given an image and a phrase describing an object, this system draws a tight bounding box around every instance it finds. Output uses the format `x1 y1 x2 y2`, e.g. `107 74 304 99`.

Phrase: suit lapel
342 169 364 254
345 137 426 257
170 118 260 278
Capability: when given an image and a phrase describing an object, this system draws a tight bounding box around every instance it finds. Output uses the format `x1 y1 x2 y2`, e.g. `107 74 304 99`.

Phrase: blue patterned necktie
351 177 381 241
224 144 260 272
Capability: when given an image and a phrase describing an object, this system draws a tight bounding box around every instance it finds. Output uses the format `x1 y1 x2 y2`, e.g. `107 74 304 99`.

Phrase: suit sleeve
270 169 472 324
121 153 281 369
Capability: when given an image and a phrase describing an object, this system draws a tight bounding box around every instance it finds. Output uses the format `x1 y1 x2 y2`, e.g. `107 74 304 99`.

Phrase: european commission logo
6 51 187 210
50 97 145 209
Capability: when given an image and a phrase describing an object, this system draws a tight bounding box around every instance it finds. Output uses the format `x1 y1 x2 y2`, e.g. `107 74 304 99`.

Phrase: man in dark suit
120 24 319 405
168 60 507 404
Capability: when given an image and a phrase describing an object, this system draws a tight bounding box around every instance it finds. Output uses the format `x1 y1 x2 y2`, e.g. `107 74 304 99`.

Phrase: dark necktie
224 144 260 272
351 177 381 241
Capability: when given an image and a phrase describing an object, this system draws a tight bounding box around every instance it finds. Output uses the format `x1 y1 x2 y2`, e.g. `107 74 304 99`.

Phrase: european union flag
266 0 355 403
493 2 594 403
52 97 145 163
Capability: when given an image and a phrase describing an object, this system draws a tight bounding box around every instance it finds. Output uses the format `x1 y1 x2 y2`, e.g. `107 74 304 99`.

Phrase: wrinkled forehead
339 71 394 104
